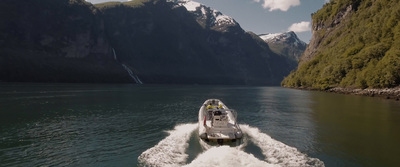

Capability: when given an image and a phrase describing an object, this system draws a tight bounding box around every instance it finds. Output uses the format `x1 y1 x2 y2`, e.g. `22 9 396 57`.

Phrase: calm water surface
0 83 399 166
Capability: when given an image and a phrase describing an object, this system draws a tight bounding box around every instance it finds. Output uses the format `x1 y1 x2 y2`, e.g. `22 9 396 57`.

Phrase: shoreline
325 87 400 101
284 86 400 101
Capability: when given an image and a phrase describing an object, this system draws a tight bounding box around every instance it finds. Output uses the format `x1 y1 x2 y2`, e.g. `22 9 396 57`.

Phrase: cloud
288 21 311 32
254 0 300 11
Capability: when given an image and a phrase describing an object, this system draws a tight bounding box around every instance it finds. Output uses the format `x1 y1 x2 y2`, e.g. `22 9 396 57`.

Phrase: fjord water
1 84 400 166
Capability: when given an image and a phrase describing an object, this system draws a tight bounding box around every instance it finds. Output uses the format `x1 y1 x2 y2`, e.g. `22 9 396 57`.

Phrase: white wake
137 123 198 167
241 124 324 167
184 146 277 167
138 123 324 167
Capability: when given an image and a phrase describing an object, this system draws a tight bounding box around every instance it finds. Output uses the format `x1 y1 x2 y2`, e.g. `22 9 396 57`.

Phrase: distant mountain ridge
0 0 297 85
259 32 306 47
259 31 307 62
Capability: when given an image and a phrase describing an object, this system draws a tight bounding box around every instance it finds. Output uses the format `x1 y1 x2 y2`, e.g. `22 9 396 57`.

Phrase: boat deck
199 99 242 141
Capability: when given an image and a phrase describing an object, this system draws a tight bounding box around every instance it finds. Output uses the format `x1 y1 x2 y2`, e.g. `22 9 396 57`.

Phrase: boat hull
198 99 242 144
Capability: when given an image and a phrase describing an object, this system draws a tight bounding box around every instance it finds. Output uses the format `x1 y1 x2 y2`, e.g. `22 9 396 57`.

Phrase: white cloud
288 21 311 32
254 0 300 12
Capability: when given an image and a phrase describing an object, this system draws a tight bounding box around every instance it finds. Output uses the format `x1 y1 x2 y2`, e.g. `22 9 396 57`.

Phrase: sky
85 0 328 43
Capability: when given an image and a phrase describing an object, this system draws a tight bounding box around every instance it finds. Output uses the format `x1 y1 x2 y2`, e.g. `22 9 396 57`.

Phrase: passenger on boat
207 104 214 109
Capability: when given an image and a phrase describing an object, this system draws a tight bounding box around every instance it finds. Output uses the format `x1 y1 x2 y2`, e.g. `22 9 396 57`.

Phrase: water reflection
250 88 319 157
310 92 400 167
2 84 399 166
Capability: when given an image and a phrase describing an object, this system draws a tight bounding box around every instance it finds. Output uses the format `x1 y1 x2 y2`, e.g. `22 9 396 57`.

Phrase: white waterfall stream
112 48 143 84
122 64 143 84
112 48 117 61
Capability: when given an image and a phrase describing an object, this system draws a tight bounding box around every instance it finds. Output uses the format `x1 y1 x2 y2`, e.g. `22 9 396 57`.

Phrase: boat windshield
205 108 238 120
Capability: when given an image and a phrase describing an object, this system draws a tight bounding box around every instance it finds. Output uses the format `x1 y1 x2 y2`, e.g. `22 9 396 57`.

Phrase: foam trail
138 123 323 167
185 146 278 167
138 123 198 167
241 124 325 167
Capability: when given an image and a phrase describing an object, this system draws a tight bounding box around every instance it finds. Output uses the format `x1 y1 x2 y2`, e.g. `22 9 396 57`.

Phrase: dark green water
0 83 399 166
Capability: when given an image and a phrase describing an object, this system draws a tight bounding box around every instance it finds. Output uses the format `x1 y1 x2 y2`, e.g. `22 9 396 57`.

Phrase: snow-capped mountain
259 31 307 61
259 31 307 47
168 0 240 32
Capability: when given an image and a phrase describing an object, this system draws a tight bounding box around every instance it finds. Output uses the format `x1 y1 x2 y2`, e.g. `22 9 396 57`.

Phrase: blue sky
85 0 327 43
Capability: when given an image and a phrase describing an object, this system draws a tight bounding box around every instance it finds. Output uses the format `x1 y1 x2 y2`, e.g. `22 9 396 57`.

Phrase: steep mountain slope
259 31 307 62
95 0 293 85
0 0 131 83
282 0 400 89
0 0 294 85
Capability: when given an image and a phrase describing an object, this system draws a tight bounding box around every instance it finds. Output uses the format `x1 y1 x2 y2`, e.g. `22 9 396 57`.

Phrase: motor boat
198 99 243 144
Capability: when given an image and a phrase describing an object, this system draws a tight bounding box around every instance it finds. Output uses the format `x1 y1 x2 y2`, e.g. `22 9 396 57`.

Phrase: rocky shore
326 87 400 101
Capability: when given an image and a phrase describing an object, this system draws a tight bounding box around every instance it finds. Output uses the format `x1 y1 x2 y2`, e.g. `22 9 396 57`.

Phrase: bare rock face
300 4 354 66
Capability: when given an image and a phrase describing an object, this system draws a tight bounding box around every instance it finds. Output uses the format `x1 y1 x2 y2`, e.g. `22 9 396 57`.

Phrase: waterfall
112 48 117 61
112 48 143 84
122 64 143 84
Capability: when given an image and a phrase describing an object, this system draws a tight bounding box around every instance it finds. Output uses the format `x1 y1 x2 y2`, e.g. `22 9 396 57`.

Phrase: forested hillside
282 0 400 89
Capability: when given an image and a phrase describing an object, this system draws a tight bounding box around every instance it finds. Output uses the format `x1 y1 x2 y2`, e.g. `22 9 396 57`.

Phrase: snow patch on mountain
259 32 284 41
177 0 201 12
259 31 306 47
169 0 237 27
212 10 236 26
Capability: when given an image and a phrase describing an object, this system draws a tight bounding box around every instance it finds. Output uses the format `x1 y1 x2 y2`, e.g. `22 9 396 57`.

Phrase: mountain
0 0 130 83
259 31 307 62
0 0 295 85
169 0 240 32
282 0 400 89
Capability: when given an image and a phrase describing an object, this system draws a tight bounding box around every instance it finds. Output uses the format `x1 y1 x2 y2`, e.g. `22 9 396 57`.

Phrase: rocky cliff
282 0 400 89
0 0 130 83
0 0 295 85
